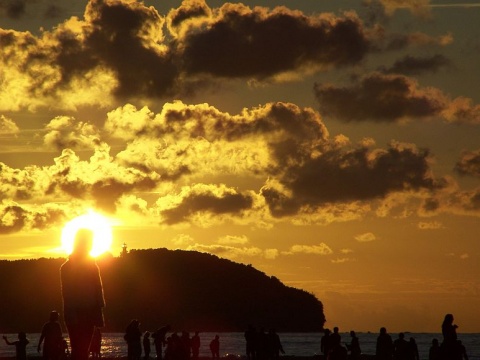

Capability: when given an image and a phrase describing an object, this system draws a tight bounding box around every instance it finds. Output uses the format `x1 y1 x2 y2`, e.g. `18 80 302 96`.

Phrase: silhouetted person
330 327 341 349
191 332 200 360
90 327 102 359
245 325 257 360
376 327 393 360
429 339 441 360
3 333 29 360
346 331 361 360
143 332 151 360
441 313 458 359
152 325 170 360
393 333 408 360
164 334 176 360
321 329 331 359
125 319 142 360
210 335 220 359
256 328 269 360
61 228 105 360
180 331 191 360
267 329 284 360
38 310 63 360
406 338 419 360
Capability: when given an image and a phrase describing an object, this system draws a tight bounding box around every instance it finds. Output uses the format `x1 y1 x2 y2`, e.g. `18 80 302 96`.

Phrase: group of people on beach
320 313 468 360
244 325 285 360
122 321 220 360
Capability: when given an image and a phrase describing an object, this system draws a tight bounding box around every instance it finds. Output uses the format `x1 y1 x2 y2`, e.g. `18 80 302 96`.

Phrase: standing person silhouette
37 310 63 360
61 228 106 360
3 333 29 360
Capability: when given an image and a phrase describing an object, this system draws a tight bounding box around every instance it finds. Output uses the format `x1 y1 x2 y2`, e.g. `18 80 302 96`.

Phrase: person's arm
37 329 45 352
3 336 12 345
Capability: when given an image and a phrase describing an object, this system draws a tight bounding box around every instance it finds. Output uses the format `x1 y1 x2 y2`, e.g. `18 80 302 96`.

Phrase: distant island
0 248 325 333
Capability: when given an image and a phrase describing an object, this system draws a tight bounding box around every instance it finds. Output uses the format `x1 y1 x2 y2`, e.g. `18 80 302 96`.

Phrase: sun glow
61 211 113 257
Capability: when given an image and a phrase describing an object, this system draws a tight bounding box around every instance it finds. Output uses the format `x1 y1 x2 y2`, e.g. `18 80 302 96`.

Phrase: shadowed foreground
0 357 377 360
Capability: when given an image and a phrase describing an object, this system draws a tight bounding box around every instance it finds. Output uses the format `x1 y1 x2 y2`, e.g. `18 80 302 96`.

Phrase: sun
61 210 113 257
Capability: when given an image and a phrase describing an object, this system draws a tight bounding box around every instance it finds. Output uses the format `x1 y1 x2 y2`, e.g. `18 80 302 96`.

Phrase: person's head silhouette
71 228 94 259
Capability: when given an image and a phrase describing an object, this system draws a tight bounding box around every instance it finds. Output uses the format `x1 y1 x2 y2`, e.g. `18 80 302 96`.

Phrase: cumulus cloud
0 0 457 111
283 243 333 255
0 115 20 134
187 243 265 260
314 72 480 124
174 3 373 80
154 184 255 226
417 184 480 217
455 150 480 177
0 202 71 234
0 98 454 234
363 0 432 18
355 232 377 242
262 140 445 217
380 54 452 75
418 221 443 230
43 115 102 150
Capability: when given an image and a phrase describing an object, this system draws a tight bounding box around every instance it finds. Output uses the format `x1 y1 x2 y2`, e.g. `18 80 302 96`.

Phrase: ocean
2 332 479 360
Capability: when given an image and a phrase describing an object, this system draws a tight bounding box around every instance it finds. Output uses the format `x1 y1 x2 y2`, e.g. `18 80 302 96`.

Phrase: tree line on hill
0 248 325 333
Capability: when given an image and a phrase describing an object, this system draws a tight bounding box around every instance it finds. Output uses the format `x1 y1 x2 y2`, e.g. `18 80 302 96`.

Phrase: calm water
2 332 479 360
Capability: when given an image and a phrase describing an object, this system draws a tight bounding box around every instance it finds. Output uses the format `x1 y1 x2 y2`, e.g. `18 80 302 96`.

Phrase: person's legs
67 322 95 360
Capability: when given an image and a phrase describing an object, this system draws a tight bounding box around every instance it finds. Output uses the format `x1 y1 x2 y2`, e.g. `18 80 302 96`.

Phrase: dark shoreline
2 356 377 360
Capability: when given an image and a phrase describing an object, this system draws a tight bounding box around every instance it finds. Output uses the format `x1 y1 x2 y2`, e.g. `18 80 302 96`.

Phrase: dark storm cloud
160 187 254 225
261 142 444 217
455 150 480 177
380 54 452 75
313 72 447 122
176 3 372 79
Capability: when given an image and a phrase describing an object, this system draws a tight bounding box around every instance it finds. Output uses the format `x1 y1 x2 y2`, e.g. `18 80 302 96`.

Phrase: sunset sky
1 0 480 333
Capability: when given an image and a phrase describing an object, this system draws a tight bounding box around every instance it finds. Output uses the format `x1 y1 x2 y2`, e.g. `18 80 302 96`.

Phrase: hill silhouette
0 248 325 333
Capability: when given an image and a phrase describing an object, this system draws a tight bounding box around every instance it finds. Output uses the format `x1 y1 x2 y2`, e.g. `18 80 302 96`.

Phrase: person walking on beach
61 228 106 360
3 333 29 360
376 327 393 360
37 310 63 360
210 335 220 359
429 339 441 360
